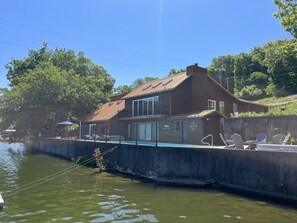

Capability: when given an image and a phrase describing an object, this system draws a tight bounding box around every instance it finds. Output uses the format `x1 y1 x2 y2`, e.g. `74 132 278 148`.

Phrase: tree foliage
168 68 186 76
0 44 115 135
263 39 297 94
274 0 297 38
208 55 235 93
207 39 297 99
114 76 158 96
237 85 264 100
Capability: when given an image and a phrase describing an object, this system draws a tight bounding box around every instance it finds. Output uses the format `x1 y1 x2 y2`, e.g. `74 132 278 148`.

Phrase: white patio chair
282 133 291 145
270 134 283 144
231 133 250 150
220 133 235 148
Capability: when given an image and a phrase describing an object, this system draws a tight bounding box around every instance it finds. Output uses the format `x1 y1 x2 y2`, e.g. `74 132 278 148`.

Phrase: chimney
186 63 207 76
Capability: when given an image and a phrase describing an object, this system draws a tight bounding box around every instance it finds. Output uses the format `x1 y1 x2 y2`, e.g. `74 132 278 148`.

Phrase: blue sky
0 0 292 89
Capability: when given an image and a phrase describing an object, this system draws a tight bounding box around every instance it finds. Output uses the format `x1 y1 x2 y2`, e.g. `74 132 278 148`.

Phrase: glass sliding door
132 122 158 142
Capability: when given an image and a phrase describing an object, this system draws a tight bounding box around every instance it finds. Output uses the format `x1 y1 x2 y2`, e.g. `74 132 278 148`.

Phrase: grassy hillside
239 95 297 117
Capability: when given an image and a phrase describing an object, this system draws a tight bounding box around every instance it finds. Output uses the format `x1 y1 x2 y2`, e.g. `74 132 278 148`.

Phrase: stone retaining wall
33 138 297 202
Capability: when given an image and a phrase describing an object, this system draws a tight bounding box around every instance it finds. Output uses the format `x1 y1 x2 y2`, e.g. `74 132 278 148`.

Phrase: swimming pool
113 140 223 149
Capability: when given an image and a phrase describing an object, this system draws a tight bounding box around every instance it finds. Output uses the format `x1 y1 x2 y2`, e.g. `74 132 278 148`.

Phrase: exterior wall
221 115 297 142
159 118 203 144
171 78 192 115
123 115 221 145
34 138 297 202
188 66 209 112
82 116 123 137
187 64 267 116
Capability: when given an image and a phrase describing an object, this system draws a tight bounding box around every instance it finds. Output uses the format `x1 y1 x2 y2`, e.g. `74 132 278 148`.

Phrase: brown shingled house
117 64 268 145
82 95 125 139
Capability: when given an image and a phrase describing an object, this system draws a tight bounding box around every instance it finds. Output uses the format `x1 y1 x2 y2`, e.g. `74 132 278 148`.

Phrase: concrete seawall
33 138 297 202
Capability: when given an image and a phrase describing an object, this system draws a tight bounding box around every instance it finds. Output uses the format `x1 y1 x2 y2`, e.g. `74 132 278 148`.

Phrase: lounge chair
224 132 232 141
282 133 291 145
231 133 250 149
220 133 235 148
270 134 283 144
92 134 101 140
256 133 267 144
83 134 93 140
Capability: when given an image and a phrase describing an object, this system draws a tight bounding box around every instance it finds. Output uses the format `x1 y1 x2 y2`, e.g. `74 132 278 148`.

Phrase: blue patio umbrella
57 121 74 125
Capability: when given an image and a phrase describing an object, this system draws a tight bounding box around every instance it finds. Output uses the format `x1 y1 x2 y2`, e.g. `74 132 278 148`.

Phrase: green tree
274 0 297 38
208 55 235 92
132 76 159 88
168 68 186 76
0 45 115 134
263 39 297 94
114 85 134 95
233 53 253 94
113 76 158 96
248 72 269 89
238 85 264 100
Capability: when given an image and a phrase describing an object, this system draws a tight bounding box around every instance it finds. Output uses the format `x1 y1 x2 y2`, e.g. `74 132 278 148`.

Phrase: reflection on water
1 142 297 222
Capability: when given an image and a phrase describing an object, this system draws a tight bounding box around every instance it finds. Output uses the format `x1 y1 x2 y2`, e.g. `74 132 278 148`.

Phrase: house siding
171 78 192 115
187 65 267 116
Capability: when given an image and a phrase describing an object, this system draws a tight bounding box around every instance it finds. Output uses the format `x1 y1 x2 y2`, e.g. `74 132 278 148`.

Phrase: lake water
1 142 297 222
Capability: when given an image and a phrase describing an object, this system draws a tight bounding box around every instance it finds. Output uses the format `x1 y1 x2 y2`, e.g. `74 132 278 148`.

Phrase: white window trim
132 96 159 117
208 99 216 110
219 101 225 113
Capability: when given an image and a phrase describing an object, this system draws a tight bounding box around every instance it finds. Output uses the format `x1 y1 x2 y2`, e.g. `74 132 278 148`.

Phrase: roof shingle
84 100 125 123
123 72 189 99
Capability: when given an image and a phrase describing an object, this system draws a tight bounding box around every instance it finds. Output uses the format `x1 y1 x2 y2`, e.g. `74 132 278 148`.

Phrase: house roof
169 110 225 120
123 72 189 99
84 100 125 123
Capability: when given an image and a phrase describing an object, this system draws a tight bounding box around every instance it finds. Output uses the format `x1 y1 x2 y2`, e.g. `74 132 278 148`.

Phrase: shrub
238 85 264 100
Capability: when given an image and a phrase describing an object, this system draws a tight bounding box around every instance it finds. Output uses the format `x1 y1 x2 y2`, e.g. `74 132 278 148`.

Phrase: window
176 121 180 131
208 100 216 110
132 96 159 117
133 100 138 116
139 100 143 116
148 98 153 115
128 124 131 138
233 103 238 113
132 122 158 141
154 97 160 114
219 101 225 114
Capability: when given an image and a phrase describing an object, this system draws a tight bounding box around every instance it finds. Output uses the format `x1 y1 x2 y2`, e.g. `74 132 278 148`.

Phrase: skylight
162 79 173 86
142 84 152 90
152 82 162 88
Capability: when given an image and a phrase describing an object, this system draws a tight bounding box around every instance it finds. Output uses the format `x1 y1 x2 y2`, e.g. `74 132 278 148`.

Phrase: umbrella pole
79 121 82 139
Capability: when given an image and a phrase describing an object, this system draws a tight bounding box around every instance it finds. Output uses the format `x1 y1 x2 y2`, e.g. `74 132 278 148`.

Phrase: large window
208 100 216 110
132 96 160 117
